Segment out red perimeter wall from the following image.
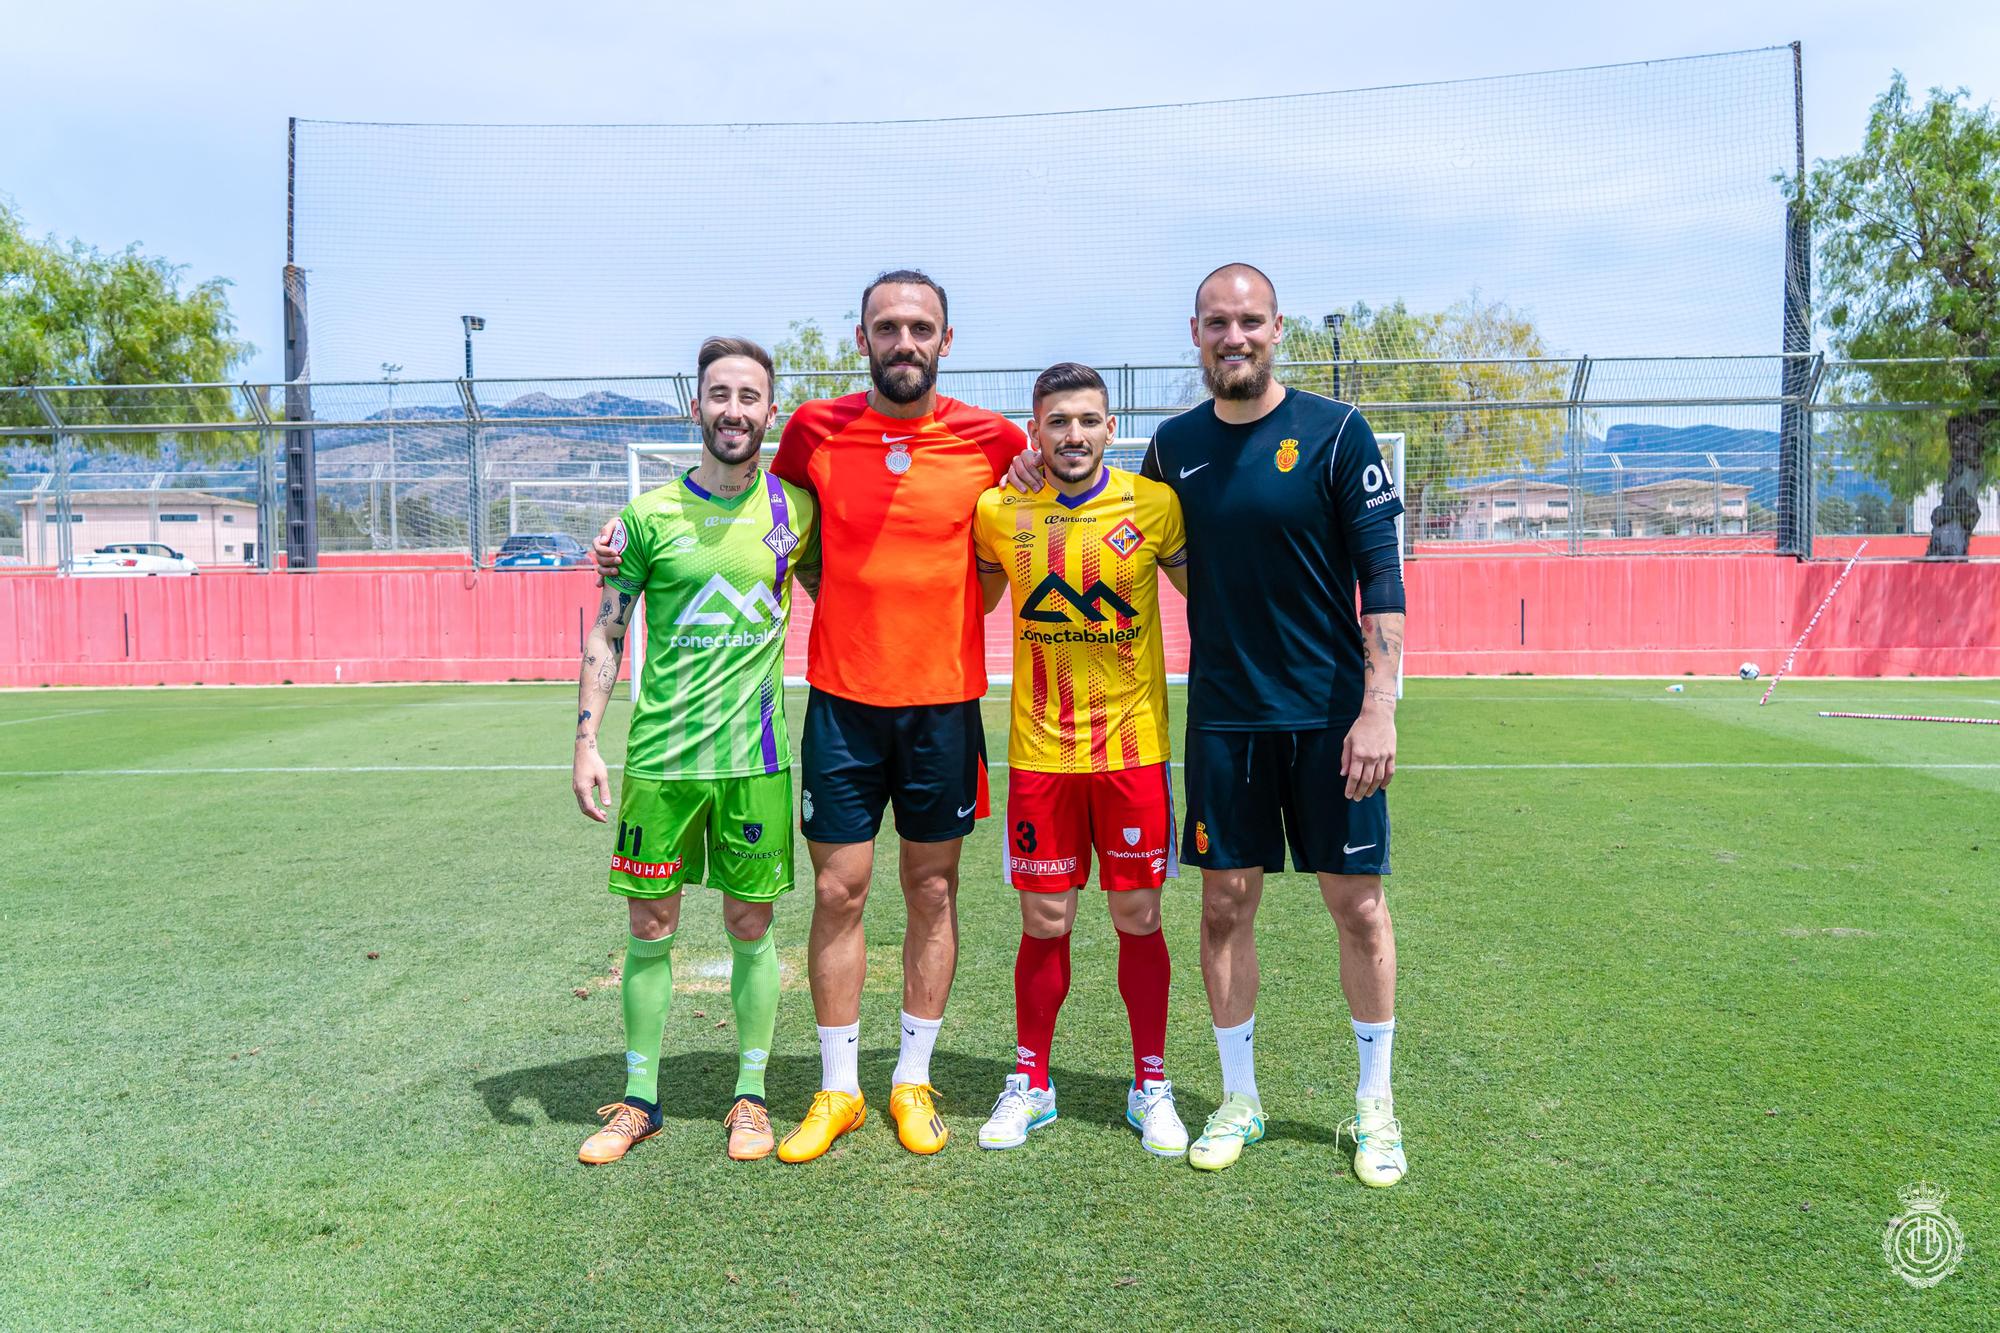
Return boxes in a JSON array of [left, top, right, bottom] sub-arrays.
[[3, 557, 1995, 688]]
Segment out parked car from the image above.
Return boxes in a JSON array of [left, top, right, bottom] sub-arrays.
[[492, 532, 590, 570], [71, 543, 200, 576]]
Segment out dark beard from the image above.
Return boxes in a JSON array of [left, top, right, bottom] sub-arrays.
[[701, 419, 764, 465], [870, 351, 936, 405], [1202, 352, 1272, 402]]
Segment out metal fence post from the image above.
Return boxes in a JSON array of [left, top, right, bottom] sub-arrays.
[[458, 378, 484, 567], [241, 382, 277, 571], [29, 388, 72, 574], [1565, 357, 1591, 555]]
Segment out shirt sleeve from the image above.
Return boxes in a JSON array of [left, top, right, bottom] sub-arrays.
[[1329, 408, 1404, 615], [975, 415, 1030, 484], [771, 409, 819, 489], [1329, 407, 1404, 529], [1139, 433, 1164, 482], [787, 481, 820, 568], [971, 492, 1004, 573], [1156, 487, 1188, 568], [604, 503, 652, 595]]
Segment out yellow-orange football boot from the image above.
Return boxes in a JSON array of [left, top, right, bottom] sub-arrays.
[[889, 1083, 949, 1154], [578, 1098, 661, 1165], [725, 1096, 776, 1161], [776, 1089, 866, 1163]]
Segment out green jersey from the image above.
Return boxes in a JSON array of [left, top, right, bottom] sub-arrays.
[[607, 469, 817, 780]]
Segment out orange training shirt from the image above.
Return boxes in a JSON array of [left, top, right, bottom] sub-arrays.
[[773, 392, 1026, 707]]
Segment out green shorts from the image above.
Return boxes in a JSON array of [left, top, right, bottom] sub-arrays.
[[608, 771, 795, 903]]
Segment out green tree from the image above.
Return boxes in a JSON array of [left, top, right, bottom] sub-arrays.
[[771, 315, 867, 413], [1277, 295, 1574, 537], [1, 200, 254, 459], [1794, 74, 2000, 558], [1855, 492, 1901, 533], [1815, 493, 1857, 534]]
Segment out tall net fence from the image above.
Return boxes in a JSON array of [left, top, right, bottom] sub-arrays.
[[287, 48, 1801, 382], [6, 357, 1996, 570]]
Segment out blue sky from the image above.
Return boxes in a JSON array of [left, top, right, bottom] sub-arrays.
[[5, 1, 1996, 383]]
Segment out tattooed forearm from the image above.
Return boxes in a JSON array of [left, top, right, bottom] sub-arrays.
[[1358, 611, 1406, 711], [577, 589, 635, 744]]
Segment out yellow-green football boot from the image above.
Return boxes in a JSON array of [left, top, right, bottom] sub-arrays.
[[1187, 1092, 1266, 1171], [1338, 1096, 1407, 1188]]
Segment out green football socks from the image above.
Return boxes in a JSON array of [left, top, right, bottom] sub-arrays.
[[621, 930, 676, 1104], [728, 928, 780, 1099]]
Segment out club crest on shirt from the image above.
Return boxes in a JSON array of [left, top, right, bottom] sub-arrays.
[[743, 822, 763, 844], [763, 524, 799, 558], [885, 441, 912, 475], [607, 516, 630, 555], [1194, 821, 1210, 854], [1103, 518, 1145, 558], [1275, 438, 1300, 473], [1122, 827, 1141, 847]]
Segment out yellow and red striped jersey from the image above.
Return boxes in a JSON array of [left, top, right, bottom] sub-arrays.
[[972, 466, 1187, 774]]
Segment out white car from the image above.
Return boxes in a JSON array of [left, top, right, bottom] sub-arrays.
[[71, 543, 200, 576]]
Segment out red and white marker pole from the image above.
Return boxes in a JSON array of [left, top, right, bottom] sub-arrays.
[[1759, 541, 1868, 706]]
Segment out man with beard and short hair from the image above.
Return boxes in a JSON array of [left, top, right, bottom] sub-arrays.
[[591, 271, 1027, 1162], [571, 336, 817, 1165], [1005, 263, 1411, 1186]]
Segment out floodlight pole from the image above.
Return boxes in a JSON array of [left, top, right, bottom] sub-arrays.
[[381, 363, 402, 550]]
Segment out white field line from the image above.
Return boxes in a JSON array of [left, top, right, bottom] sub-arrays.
[[0, 710, 107, 728], [4, 760, 2000, 778]]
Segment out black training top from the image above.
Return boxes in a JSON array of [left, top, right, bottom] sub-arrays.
[[1141, 387, 1405, 731]]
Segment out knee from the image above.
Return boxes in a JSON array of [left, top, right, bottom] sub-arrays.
[[1201, 880, 1256, 937], [813, 871, 868, 921], [628, 896, 680, 941], [1325, 880, 1389, 935], [903, 873, 956, 922], [724, 901, 774, 942], [1109, 898, 1161, 936]]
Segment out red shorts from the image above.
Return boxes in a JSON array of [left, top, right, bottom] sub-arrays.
[[1002, 762, 1178, 893]]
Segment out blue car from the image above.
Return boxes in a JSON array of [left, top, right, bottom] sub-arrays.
[[493, 533, 589, 569]]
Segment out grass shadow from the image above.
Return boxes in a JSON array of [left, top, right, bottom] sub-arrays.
[[476, 1046, 1153, 1133]]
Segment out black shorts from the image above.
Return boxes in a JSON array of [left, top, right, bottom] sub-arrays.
[[799, 688, 989, 844], [1180, 724, 1390, 876]]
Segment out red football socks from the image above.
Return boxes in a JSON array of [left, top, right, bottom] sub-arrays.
[[1013, 932, 1072, 1090], [1117, 926, 1172, 1085]]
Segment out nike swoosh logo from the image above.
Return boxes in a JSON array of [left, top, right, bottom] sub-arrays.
[[883, 433, 916, 444], [1358, 1035, 1375, 1043], [846, 1036, 858, 1044], [904, 1028, 916, 1038], [956, 804, 976, 817], [1344, 842, 1377, 855], [1179, 463, 1210, 478]]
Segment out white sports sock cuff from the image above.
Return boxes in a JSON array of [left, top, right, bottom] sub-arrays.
[[1351, 1017, 1395, 1038], [899, 1011, 942, 1032], [1215, 1016, 1255, 1040]]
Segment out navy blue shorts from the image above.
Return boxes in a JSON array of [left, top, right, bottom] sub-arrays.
[[799, 689, 989, 844], [1180, 725, 1389, 876]]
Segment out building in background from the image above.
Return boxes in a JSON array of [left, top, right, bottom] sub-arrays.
[[15, 490, 258, 566]]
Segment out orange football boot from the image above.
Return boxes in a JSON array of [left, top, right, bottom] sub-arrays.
[[889, 1083, 949, 1154], [725, 1096, 776, 1161], [776, 1089, 866, 1163], [579, 1100, 661, 1164]]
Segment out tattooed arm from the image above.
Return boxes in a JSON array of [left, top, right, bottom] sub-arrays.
[[1342, 612, 1404, 801], [572, 583, 639, 822]]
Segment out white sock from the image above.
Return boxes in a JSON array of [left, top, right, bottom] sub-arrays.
[[818, 1021, 860, 1095], [1353, 1016, 1395, 1102], [891, 1011, 942, 1087], [1214, 1016, 1259, 1104]]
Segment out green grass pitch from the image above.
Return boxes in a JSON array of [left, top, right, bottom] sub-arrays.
[[0, 679, 1994, 1330]]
